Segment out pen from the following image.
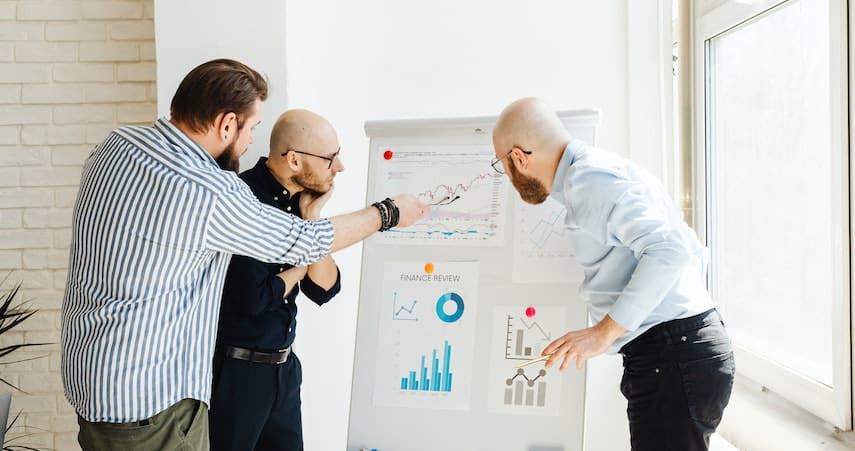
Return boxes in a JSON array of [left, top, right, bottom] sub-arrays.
[[514, 354, 551, 369]]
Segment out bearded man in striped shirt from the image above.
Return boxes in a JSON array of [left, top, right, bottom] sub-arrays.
[[61, 59, 426, 451]]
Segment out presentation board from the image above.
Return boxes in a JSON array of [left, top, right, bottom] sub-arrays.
[[347, 110, 600, 451]]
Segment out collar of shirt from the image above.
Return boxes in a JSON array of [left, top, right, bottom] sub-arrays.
[[243, 157, 300, 213], [549, 138, 586, 205], [153, 117, 219, 167]]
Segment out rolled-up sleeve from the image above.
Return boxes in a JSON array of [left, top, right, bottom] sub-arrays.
[[571, 173, 692, 331], [300, 266, 341, 306], [205, 182, 334, 266]]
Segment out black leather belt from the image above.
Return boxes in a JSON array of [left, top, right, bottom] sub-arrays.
[[223, 345, 291, 365]]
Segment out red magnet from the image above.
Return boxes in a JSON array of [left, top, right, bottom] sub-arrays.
[[383, 149, 394, 160], [525, 306, 536, 318]]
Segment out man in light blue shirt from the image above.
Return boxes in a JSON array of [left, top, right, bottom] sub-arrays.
[[492, 98, 734, 451]]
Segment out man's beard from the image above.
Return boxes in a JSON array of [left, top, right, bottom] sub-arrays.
[[216, 141, 241, 173], [508, 161, 549, 204], [292, 168, 330, 195]]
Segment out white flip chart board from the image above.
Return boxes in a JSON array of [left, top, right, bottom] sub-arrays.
[[347, 110, 600, 451]]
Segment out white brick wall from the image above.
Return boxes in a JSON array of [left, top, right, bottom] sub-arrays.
[[0, 2, 156, 449]]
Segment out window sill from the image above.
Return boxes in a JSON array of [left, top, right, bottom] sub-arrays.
[[718, 375, 855, 450]]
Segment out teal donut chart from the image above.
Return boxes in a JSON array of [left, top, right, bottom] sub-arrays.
[[436, 292, 464, 323]]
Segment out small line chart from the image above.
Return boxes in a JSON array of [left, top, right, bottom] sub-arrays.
[[392, 292, 418, 321], [513, 196, 583, 284]]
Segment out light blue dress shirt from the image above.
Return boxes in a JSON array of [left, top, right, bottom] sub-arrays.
[[550, 139, 714, 353]]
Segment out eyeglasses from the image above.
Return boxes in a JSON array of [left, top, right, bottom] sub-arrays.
[[490, 147, 532, 174], [283, 148, 341, 169]]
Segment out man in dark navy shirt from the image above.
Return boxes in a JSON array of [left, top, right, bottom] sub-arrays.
[[210, 109, 345, 451]]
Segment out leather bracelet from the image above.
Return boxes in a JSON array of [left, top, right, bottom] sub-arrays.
[[372, 201, 391, 231], [383, 198, 400, 228]]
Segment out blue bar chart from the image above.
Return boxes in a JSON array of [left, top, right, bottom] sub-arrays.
[[399, 340, 453, 392]]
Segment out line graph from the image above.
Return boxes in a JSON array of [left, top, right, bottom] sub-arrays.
[[507, 367, 547, 385], [374, 145, 508, 246], [392, 292, 418, 321], [504, 368, 548, 407], [517, 198, 572, 259], [513, 196, 583, 284], [527, 207, 570, 252], [417, 172, 500, 203], [520, 318, 551, 341]]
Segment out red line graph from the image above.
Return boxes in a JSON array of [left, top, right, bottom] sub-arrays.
[[416, 172, 501, 202]]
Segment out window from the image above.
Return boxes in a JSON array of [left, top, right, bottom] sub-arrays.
[[695, 0, 851, 427]]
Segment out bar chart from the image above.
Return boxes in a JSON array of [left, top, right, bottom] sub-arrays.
[[399, 340, 453, 393], [503, 368, 547, 407], [489, 306, 565, 415], [504, 314, 551, 361]]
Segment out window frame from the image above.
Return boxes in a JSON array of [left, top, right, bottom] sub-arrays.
[[692, 0, 852, 429]]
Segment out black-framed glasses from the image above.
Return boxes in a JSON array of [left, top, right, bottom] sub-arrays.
[[282, 148, 341, 169], [490, 147, 532, 174]]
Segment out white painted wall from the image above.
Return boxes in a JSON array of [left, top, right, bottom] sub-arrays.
[[154, 0, 287, 168], [154, 1, 677, 450]]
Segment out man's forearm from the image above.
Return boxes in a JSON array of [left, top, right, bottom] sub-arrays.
[[307, 256, 337, 290], [277, 267, 307, 297], [328, 206, 381, 252]]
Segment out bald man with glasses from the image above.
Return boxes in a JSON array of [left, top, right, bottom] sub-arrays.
[[209, 109, 347, 451], [491, 98, 733, 451]]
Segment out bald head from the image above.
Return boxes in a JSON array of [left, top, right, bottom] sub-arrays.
[[267, 109, 343, 195], [269, 109, 338, 161], [491, 98, 570, 205], [492, 97, 569, 155]]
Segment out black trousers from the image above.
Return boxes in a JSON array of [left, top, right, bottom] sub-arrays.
[[208, 348, 303, 451], [619, 309, 735, 451]]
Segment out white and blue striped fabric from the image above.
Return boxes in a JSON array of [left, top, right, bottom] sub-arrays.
[[61, 118, 334, 423]]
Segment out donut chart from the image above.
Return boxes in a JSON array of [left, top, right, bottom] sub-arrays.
[[436, 292, 464, 323]]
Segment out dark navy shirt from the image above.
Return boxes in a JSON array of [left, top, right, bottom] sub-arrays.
[[217, 157, 341, 352]]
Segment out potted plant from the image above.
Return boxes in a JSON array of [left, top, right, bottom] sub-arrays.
[[0, 280, 49, 450]]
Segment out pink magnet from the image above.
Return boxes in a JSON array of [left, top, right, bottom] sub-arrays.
[[525, 306, 536, 318]]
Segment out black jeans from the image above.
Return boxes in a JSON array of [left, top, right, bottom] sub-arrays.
[[619, 309, 735, 451], [209, 349, 303, 451]]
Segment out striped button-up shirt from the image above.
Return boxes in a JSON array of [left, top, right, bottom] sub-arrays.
[[61, 118, 334, 422]]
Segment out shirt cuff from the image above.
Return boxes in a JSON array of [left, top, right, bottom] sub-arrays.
[[607, 297, 647, 332], [300, 267, 341, 306]]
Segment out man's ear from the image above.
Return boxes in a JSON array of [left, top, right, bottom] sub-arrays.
[[511, 146, 530, 170], [217, 112, 238, 142], [286, 151, 301, 170]]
